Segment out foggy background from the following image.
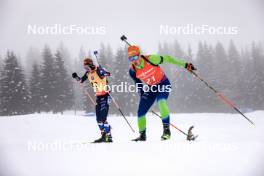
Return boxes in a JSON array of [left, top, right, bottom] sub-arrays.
[[0, 0, 264, 56]]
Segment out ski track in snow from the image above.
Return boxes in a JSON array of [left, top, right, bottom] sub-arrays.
[[0, 111, 264, 176]]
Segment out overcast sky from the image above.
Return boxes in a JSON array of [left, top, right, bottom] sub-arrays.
[[0, 0, 263, 58]]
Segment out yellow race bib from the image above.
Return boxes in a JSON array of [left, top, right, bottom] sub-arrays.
[[88, 70, 108, 96]]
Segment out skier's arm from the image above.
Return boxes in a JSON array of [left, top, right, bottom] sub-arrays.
[[129, 69, 144, 95], [148, 54, 186, 68], [72, 72, 88, 83], [80, 72, 88, 83]]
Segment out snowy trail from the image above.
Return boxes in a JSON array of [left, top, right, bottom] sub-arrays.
[[0, 111, 263, 176]]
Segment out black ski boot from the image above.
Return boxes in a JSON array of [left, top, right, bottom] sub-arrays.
[[93, 132, 113, 143], [105, 133, 113, 143], [132, 130, 146, 141], [161, 124, 171, 140]]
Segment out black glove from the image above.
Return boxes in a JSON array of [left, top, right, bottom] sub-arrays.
[[185, 63, 196, 71], [72, 72, 80, 81]]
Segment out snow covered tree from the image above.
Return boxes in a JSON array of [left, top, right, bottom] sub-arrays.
[[0, 56, 3, 109], [247, 43, 264, 109], [53, 50, 74, 114], [210, 42, 232, 112], [0, 51, 30, 116], [227, 40, 242, 104], [98, 43, 113, 72], [58, 43, 73, 73], [29, 63, 42, 113], [238, 47, 252, 109], [39, 46, 57, 112], [0, 56, 3, 71], [190, 42, 211, 112], [24, 47, 41, 78]]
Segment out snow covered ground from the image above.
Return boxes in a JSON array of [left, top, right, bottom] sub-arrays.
[[0, 111, 263, 176]]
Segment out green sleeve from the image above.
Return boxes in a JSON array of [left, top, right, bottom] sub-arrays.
[[148, 54, 186, 68]]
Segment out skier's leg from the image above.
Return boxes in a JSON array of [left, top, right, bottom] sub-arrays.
[[157, 88, 171, 140], [94, 94, 112, 143], [157, 93, 170, 125], [132, 90, 159, 141], [137, 92, 157, 132], [101, 94, 111, 135], [95, 96, 105, 133], [157, 79, 171, 126], [132, 92, 157, 141]]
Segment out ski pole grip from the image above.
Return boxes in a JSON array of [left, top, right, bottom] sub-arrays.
[[120, 35, 127, 41]]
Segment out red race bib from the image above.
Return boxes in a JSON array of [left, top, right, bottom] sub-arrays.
[[135, 58, 165, 85]]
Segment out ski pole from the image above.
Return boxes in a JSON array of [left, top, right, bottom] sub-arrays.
[[120, 35, 132, 46], [108, 93, 136, 133], [93, 51, 136, 133], [152, 110, 187, 135], [151, 110, 197, 141], [78, 83, 96, 106], [189, 70, 255, 126]]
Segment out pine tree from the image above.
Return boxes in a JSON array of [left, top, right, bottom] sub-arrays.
[[53, 50, 74, 114], [58, 43, 73, 73], [0, 56, 3, 71], [193, 42, 219, 112], [227, 40, 242, 105], [0, 51, 30, 116], [98, 43, 113, 71], [248, 43, 264, 109], [239, 47, 252, 109], [24, 47, 41, 77], [0, 56, 3, 109], [211, 42, 232, 112], [39, 46, 56, 112], [29, 63, 42, 113]]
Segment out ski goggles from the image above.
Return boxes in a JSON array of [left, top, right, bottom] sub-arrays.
[[128, 55, 140, 62]]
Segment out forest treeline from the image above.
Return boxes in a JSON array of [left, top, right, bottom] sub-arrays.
[[0, 40, 263, 116]]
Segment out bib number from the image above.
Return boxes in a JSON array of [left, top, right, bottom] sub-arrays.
[[145, 75, 156, 85]]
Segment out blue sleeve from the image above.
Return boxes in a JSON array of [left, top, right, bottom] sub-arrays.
[[97, 65, 110, 79], [129, 69, 144, 96]]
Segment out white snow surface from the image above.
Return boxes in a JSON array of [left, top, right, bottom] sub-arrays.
[[0, 111, 264, 176]]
